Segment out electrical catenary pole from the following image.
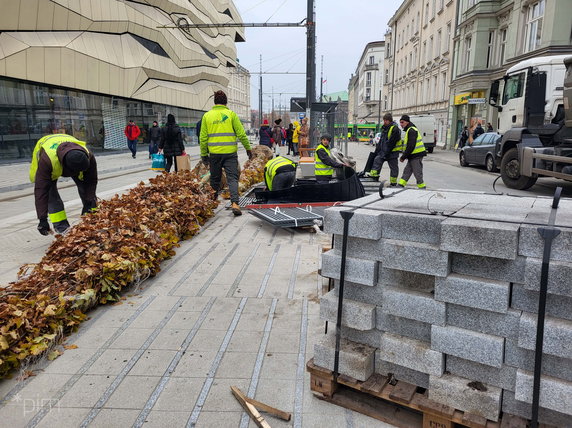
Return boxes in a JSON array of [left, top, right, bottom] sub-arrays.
[[259, 55, 263, 127], [306, 0, 316, 145]]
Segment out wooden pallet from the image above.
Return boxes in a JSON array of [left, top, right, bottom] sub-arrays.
[[307, 358, 529, 428]]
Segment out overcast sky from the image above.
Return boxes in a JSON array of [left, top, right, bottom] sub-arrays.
[[232, 0, 404, 114]]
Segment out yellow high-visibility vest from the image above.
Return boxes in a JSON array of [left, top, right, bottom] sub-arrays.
[[264, 156, 297, 190], [29, 134, 88, 182], [314, 144, 334, 176], [403, 125, 425, 155]]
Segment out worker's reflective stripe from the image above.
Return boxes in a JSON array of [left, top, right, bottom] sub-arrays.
[[398, 178, 407, 186], [207, 132, 236, 137], [389, 176, 397, 183], [314, 144, 334, 176], [265, 156, 296, 190], [49, 210, 67, 223], [207, 141, 237, 146], [389, 126, 403, 152], [29, 135, 88, 182], [417, 182, 426, 188]]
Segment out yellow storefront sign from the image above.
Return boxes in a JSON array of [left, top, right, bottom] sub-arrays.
[[454, 92, 471, 105]]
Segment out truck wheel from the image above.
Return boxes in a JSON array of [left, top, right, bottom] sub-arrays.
[[459, 151, 468, 167], [500, 148, 538, 190]]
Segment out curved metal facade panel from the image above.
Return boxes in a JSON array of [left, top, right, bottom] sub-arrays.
[[0, 0, 244, 110]]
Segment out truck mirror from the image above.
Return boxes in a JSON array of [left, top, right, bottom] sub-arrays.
[[489, 80, 500, 106]]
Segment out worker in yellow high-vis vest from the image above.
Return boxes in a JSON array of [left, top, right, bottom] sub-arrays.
[[398, 115, 427, 189], [264, 156, 297, 191], [314, 135, 345, 183], [29, 134, 98, 235], [200, 90, 252, 216], [368, 113, 403, 186]]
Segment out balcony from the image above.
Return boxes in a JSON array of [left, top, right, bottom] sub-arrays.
[[462, 1, 499, 22], [364, 63, 378, 71]]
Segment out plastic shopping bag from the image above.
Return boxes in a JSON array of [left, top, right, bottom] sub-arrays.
[[151, 153, 166, 171]]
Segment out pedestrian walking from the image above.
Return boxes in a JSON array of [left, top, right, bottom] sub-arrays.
[[29, 134, 98, 235], [286, 123, 294, 155], [272, 118, 283, 154], [315, 135, 345, 183], [148, 121, 161, 159], [124, 119, 140, 158], [473, 123, 484, 140], [158, 114, 185, 173], [264, 156, 297, 191], [298, 117, 309, 155], [200, 90, 252, 216], [459, 126, 469, 149], [367, 113, 402, 186], [486, 122, 494, 132], [259, 119, 273, 149], [292, 121, 300, 156], [398, 115, 427, 189]]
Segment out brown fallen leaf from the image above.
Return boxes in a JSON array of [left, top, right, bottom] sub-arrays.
[[19, 370, 37, 380], [63, 344, 78, 350]]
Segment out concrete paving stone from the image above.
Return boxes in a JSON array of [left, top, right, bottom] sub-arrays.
[[381, 239, 451, 277], [381, 286, 446, 326], [36, 408, 90, 428], [163, 311, 201, 330], [504, 339, 572, 382], [333, 234, 382, 261], [321, 251, 378, 286], [375, 356, 430, 389], [523, 257, 572, 298], [340, 192, 385, 208], [380, 211, 443, 244], [69, 326, 120, 349], [519, 224, 572, 262], [446, 304, 521, 340], [0, 403, 34, 427], [89, 409, 140, 428], [454, 203, 532, 223], [104, 375, 160, 409], [253, 378, 296, 411], [129, 310, 173, 330], [215, 351, 258, 379], [429, 373, 502, 422], [141, 410, 193, 428], [152, 377, 204, 411], [260, 352, 299, 380], [271, 312, 302, 332], [42, 346, 97, 374], [148, 328, 189, 350], [515, 369, 572, 415], [7, 373, 72, 403], [108, 328, 155, 350], [201, 377, 250, 412], [441, 217, 520, 260], [525, 205, 572, 226], [323, 207, 383, 239], [198, 311, 238, 331], [446, 355, 517, 392], [266, 330, 300, 354], [431, 325, 505, 368], [92, 309, 137, 328], [234, 311, 270, 332], [378, 332, 444, 376], [378, 267, 435, 292], [226, 331, 264, 353], [314, 334, 375, 381], [145, 296, 187, 312], [451, 253, 526, 283], [512, 284, 572, 321], [320, 290, 376, 331], [171, 350, 217, 379], [196, 411, 243, 428], [177, 296, 226, 312], [435, 273, 510, 313], [502, 390, 571, 427], [518, 312, 572, 360], [128, 350, 178, 377], [376, 310, 432, 342], [242, 298, 274, 314], [340, 326, 382, 349], [334, 280, 385, 307], [58, 374, 115, 408], [86, 348, 138, 376]]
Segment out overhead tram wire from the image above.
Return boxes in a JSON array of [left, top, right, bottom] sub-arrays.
[[157, 19, 307, 29]]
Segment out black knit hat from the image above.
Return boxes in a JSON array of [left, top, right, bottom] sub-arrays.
[[64, 150, 89, 174], [274, 118, 282, 125], [400, 114, 410, 122]]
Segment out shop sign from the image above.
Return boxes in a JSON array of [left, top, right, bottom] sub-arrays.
[[454, 92, 471, 105], [468, 98, 486, 104]]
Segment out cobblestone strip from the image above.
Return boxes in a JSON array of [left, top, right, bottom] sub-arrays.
[[25, 295, 156, 428], [293, 298, 309, 428], [256, 245, 281, 298], [132, 297, 217, 428], [226, 244, 261, 297], [195, 243, 239, 297], [287, 245, 302, 300], [185, 297, 248, 427], [168, 243, 219, 296], [78, 297, 186, 427], [239, 298, 278, 428]]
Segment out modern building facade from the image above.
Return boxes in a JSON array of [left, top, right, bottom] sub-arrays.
[[449, 0, 572, 147], [385, 0, 457, 146], [0, 0, 247, 160]]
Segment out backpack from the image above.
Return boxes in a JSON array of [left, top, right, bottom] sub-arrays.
[[281, 128, 287, 140]]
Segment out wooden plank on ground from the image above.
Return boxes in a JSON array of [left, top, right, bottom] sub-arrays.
[[461, 411, 489, 428], [361, 373, 387, 394], [422, 413, 453, 428], [389, 380, 418, 404]]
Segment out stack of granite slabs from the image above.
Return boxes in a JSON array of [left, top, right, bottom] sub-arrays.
[[314, 189, 572, 424]]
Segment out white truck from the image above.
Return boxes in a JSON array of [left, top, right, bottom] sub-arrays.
[[488, 55, 572, 190], [407, 114, 437, 153]]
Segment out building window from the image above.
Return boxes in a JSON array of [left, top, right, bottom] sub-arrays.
[[365, 88, 371, 101], [433, 76, 438, 101], [441, 71, 447, 99], [439, 0, 444, 11], [409, 52, 413, 72], [384, 95, 388, 110], [425, 2, 429, 25], [369, 55, 375, 65], [432, 0, 436, 18], [416, 12, 420, 33], [486, 31, 495, 68], [446, 22, 451, 52], [429, 36, 434, 62], [436, 29, 442, 57], [385, 69, 389, 83], [524, 0, 545, 53], [499, 28, 507, 65], [423, 41, 427, 64], [464, 36, 472, 72], [366, 72, 371, 86]]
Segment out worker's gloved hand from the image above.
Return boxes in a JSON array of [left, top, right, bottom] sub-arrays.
[[201, 156, 210, 165], [82, 200, 97, 215], [37, 218, 51, 236], [246, 150, 253, 160]]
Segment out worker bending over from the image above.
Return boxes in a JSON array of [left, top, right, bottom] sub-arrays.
[[264, 156, 297, 191]]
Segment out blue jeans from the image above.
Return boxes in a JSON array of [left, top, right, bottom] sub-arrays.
[[127, 139, 137, 156]]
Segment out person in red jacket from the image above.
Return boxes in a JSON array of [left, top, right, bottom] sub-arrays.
[[124, 119, 141, 158]]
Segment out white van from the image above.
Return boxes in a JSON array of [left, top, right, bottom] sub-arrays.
[[402, 114, 437, 153]]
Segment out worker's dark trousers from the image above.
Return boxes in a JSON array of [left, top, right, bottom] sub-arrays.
[[272, 171, 296, 191], [210, 153, 240, 203], [47, 178, 90, 232], [372, 154, 399, 182], [399, 157, 425, 188]]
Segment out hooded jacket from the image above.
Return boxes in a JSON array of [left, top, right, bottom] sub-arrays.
[[159, 115, 185, 157], [292, 121, 300, 144]]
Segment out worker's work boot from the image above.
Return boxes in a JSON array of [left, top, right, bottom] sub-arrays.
[[231, 202, 242, 216], [53, 220, 70, 235]]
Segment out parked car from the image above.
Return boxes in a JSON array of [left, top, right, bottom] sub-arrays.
[[459, 132, 502, 172]]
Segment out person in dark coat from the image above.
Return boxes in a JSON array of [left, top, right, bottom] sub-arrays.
[[473, 123, 485, 140], [259, 119, 273, 148], [159, 114, 185, 172], [459, 126, 469, 148], [286, 123, 294, 155], [148, 121, 161, 159]]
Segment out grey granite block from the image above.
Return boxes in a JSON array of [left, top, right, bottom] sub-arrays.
[[378, 332, 444, 376], [341, 326, 382, 349], [429, 373, 502, 421], [523, 257, 572, 298], [454, 204, 532, 222], [319, 290, 376, 331], [334, 280, 384, 307], [380, 211, 443, 244], [378, 267, 435, 292], [323, 207, 383, 239], [381, 287, 446, 326], [314, 334, 375, 381], [502, 390, 571, 427], [333, 235, 382, 261], [447, 304, 521, 340], [375, 353, 429, 388], [511, 284, 572, 322], [321, 251, 378, 286], [446, 355, 517, 392], [518, 312, 572, 360], [431, 325, 505, 368], [340, 193, 387, 208], [451, 253, 526, 283], [519, 224, 572, 262], [515, 369, 572, 416], [376, 309, 432, 342], [382, 239, 451, 277], [505, 339, 572, 382], [441, 217, 520, 260], [435, 273, 510, 313]]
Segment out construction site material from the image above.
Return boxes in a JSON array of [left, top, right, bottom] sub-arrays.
[[230, 386, 291, 428]]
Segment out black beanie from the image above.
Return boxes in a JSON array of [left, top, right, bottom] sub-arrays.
[[64, 150, 90, 174], [400, 114, 410, 122]]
